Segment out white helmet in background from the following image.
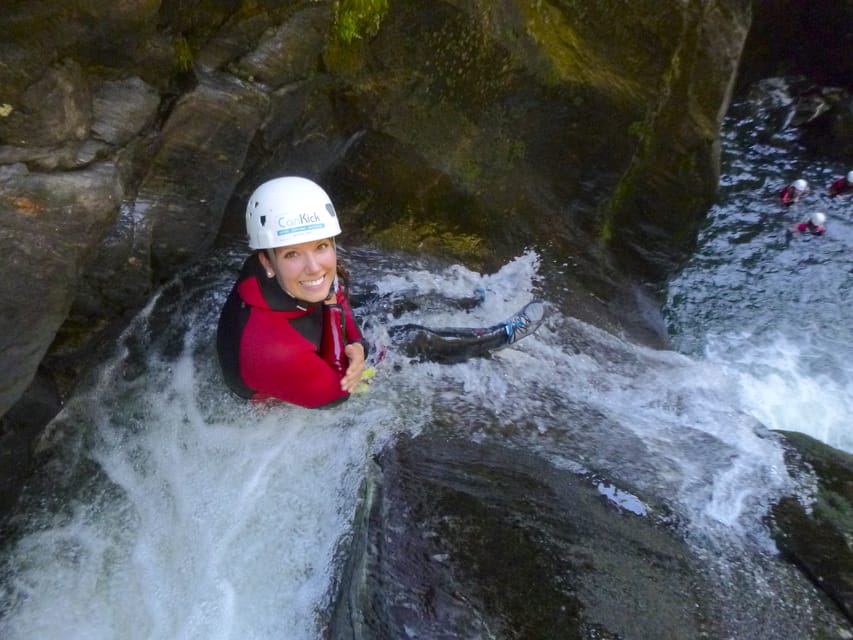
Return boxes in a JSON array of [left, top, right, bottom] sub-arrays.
[[245, 177, 341, 250], [792, 179, 808, 191], [811, 211, 826, 226], [847, 170, 853, 183]]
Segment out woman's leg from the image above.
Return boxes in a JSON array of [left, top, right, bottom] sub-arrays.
[[388, 301, 546, 364]]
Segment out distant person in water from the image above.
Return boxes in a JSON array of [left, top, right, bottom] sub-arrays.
[[780, 178, 808, 206], [828, 171, 853, 197], [217, 176, 546, 408], [786, 211, 827, 244]]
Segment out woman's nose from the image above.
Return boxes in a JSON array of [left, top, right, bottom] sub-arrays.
[[304, 253, 321, 272]]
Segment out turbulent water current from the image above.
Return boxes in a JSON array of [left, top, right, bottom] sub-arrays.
[[1, 88, 850, 638], [665, 89, 853, 455]]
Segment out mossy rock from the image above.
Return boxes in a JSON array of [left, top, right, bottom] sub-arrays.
[[768, 430, 853, 623]]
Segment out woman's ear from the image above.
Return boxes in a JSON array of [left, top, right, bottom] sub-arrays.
[[258, 251, 275, 278]]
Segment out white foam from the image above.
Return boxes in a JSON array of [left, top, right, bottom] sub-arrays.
[[705, 331, 853, 454]]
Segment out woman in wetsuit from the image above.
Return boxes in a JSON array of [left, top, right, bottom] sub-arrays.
[[217, 177, 366, 408], [217, 176, 546, 409]]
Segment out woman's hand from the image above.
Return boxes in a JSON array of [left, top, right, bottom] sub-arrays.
[[340, 342, 366, 393]]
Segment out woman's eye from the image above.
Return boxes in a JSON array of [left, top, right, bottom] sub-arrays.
[[283, 251, 298, 259]]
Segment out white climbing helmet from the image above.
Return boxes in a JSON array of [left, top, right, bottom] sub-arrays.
[[792, 179, 808, 191], [245, 177, 341, 250], [847, 170, 853, 183], [811, 211, 826, 226]]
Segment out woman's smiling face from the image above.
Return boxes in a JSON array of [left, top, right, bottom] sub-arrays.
[[260, 238, 337, 303]]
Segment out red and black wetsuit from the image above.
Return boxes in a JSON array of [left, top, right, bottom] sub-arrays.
[[795, 221, 825, 235], [780, 185, 803, 206], [828, 177, 853, 197], [216, 253, 365, 408]]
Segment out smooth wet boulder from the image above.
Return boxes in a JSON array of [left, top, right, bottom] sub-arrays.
[[326, 433, 723, 638], [323, 1, 753, 282]]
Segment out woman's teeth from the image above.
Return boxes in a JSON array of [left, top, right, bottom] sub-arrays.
[[302, 277, 324, 287]]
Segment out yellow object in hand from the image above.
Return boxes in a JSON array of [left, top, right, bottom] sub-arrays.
[[352, 366, 376, 394]]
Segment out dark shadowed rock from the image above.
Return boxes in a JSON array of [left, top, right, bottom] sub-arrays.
[[0, 367, 61, 515], [91, 76, 161, 146], [0, 162, 120, 417], [232, 5, 331, 87], [600, 0, 752, 281], [141, 73, 268, 281], [738, 0, 853, 90], [326, 433, 721, 639]]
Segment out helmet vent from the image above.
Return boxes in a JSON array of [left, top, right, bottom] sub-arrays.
[[259, 215, 266, 227]]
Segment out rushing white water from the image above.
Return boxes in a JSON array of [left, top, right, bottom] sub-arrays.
[[2, 242, 817, 639], [705, 331, 853, 453], [0, 288, 387, 639]]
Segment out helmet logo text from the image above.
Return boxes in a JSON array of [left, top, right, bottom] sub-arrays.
[[276, 211, 325, 237]]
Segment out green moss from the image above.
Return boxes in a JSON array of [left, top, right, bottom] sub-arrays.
[[598, 215, 613, 244], [459, 159, 482, 183], [507, 138, 526, 163], [325, 0, 390, 73], [778, 430, 853, 525], [598, 163, 635, 245], [373, 219, 487, 263], [628, 119, 647, 142], [332, 0, 390, 44], [517, 2, 643, 102], [174, 36, 193, 72]]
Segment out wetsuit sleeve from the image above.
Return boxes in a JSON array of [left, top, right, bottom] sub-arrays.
[[240, 309, 350, 409]]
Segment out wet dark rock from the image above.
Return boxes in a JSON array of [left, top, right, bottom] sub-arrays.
[[139, 73, 268, 281], [0, 368, 61, 516], [741, 76, 853, 159], [797, 88, 853, 160], [91, 76, 161, 146], [0, 162, 120, 418], [326, 433, 721, 639], [599, 1, 752, 281], [770, 430, 853, 624]]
